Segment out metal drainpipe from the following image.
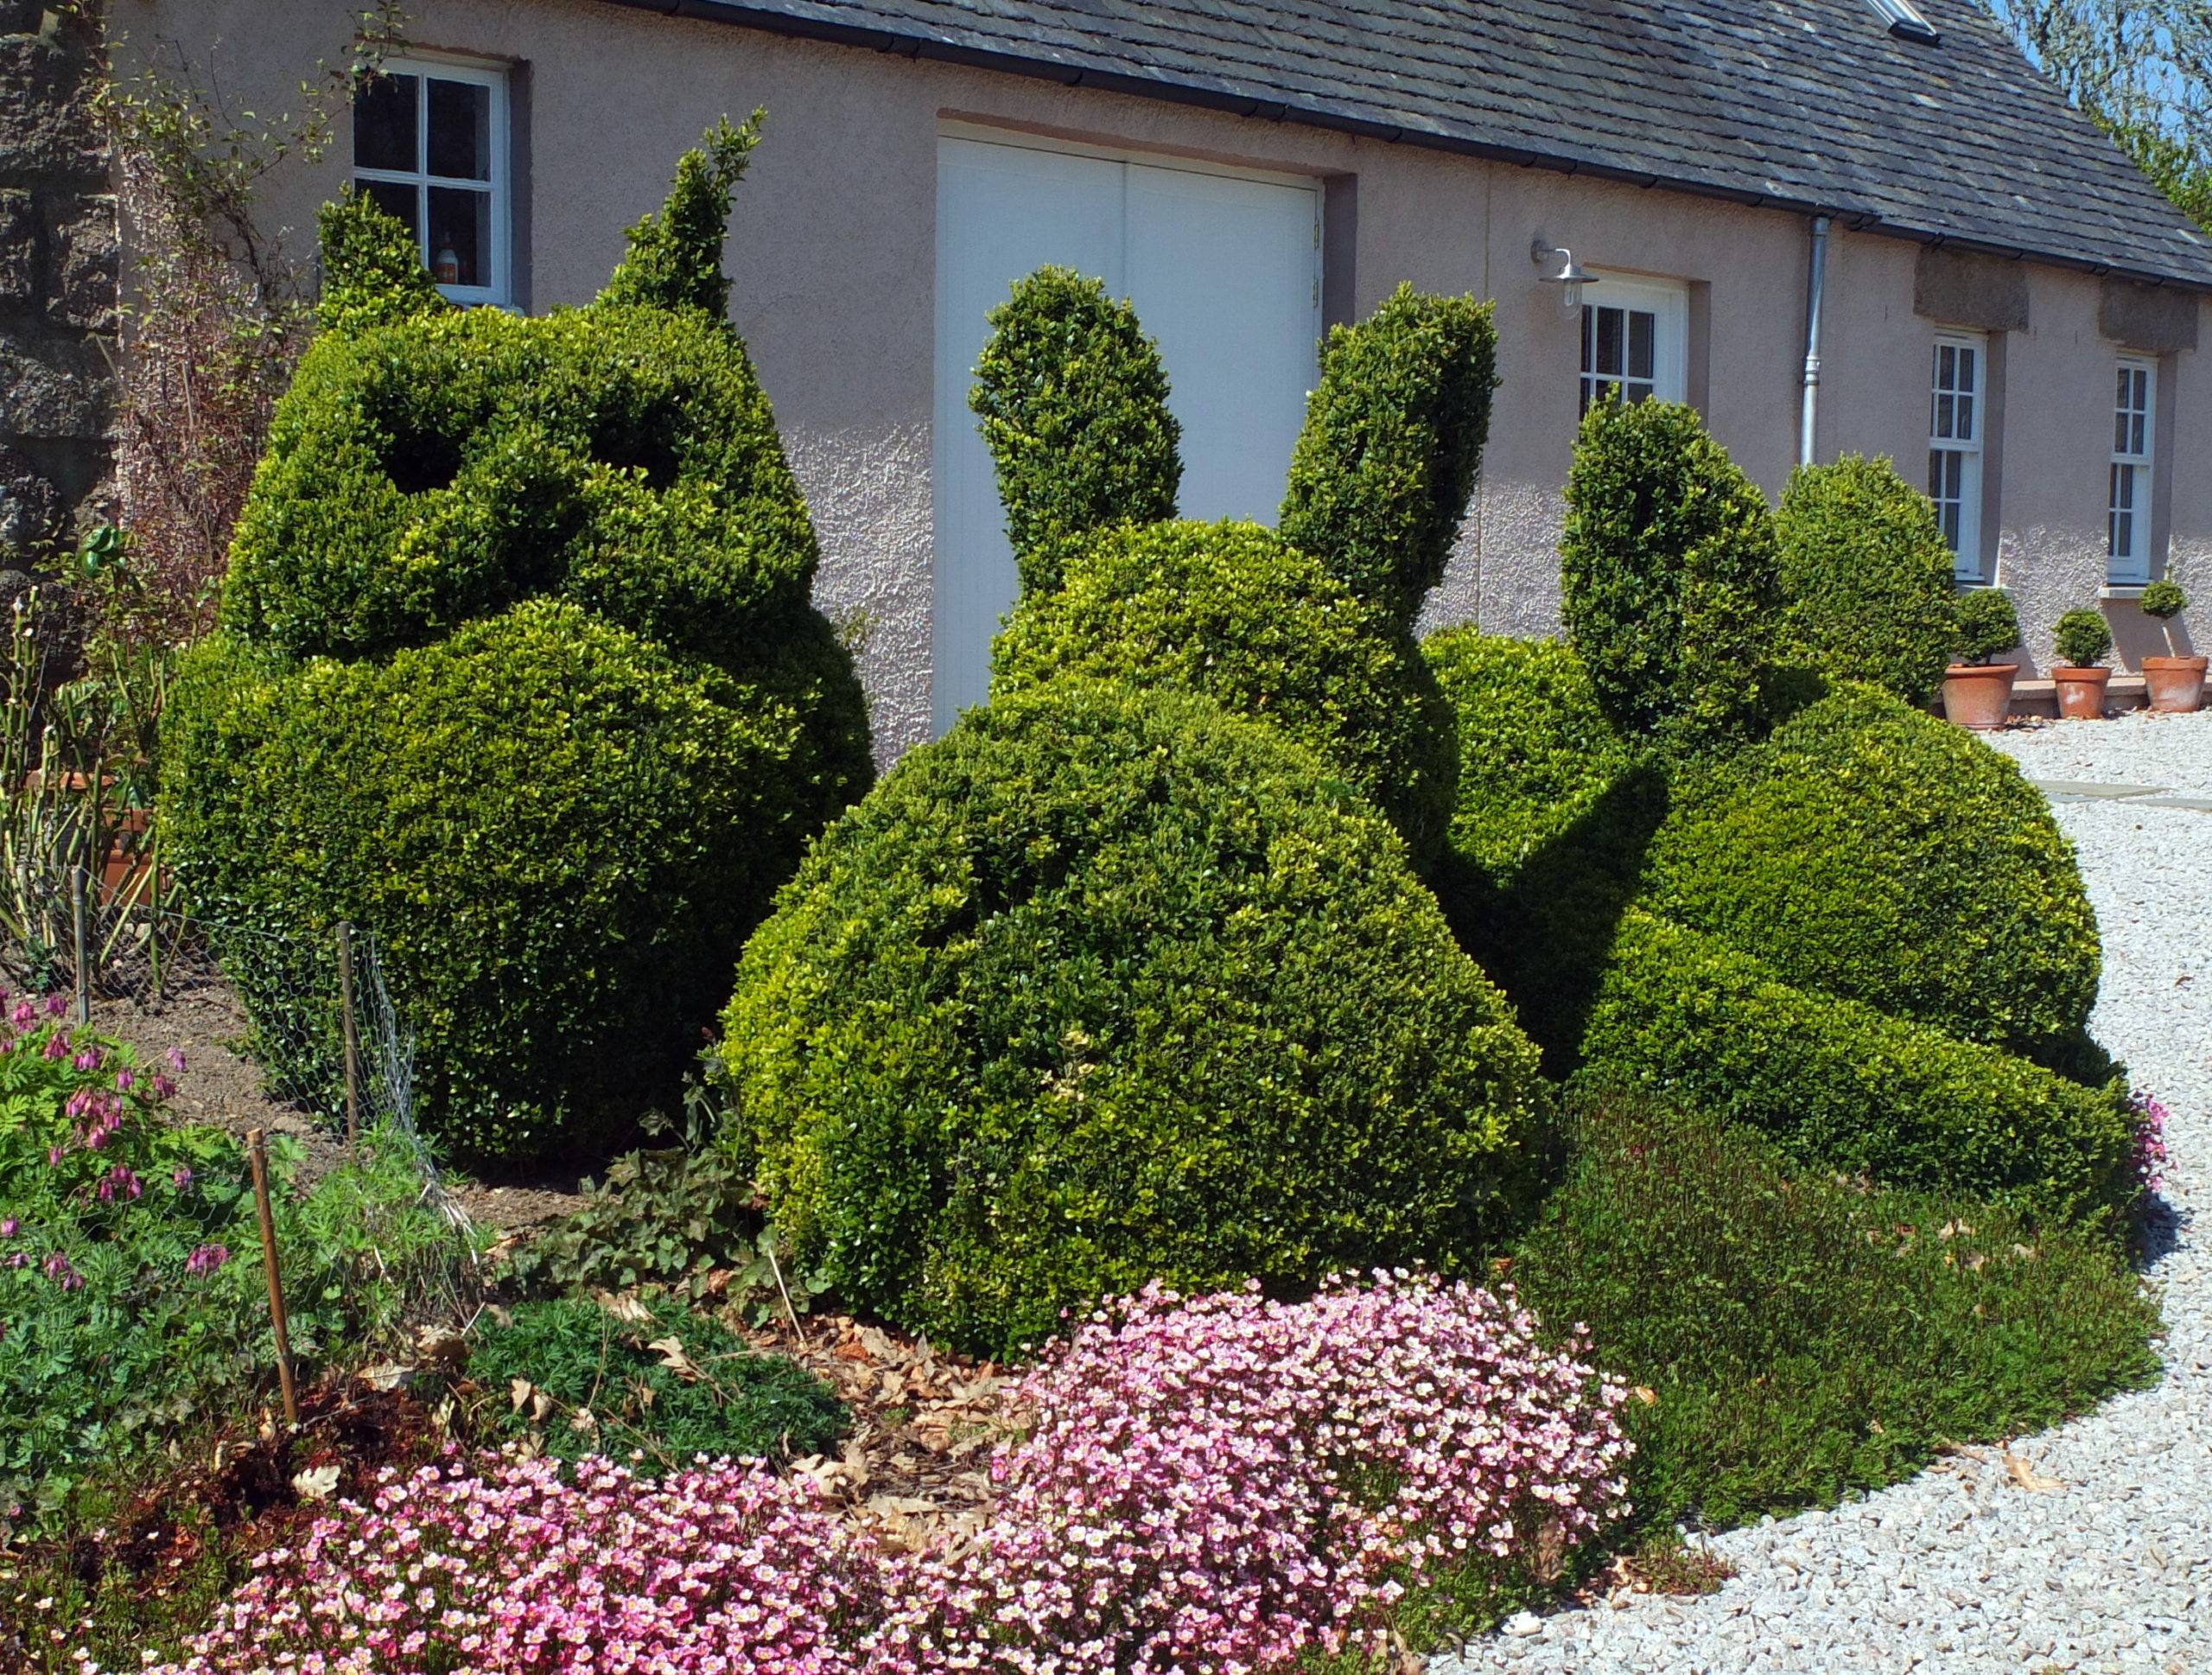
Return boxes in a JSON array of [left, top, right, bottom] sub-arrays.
[[1800, 214, 1832, 468]]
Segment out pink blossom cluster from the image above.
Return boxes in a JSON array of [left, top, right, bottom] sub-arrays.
[[885, 1271, 1632, 1672], [131, 1454, 886, 1675], [117, 1273, 1630, 1675], [2128, 1089, 2171, 1194]]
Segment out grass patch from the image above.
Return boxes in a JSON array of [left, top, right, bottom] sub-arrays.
[[1511, 1089, 2160, 1529]]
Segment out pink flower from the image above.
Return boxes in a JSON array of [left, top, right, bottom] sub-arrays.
[[0, 1216, 16, 1239], [42, 1251, 83, 1291], [167, 1046, 188, 1074], [184, 1243, 231, 1278], [43, 993, 68, 1018], [172, 1167, 194, 1194]]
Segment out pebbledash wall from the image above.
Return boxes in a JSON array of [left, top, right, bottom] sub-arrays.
[[118, 0, 2211, 755], [0, 3, 118, 576]]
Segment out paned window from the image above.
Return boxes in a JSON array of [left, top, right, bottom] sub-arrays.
[[2107, 359, 2156, 584], [1927, 334, 1985, 579], [353, 58, 511, 306], [1579, 277, 1688, 417]]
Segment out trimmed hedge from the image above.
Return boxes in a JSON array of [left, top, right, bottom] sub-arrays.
[[969, 267, 1181, 596], [597, 111, 760, 321], [2054, 608, 2113, 667], [1639, 682, 2099, 1065], [1580, 910, 2133, 1218], [1774, 455, 1958, 705], [314, 190, 444, 336], [1422, 629, 1661, 1066], [990, 519, 1457, 863], [719, 681, 1547, 1358], [165, 601, 869, 1162], [1278, 285, 1498, 622], [1955, 587, 2021, 663], [1559, 398, 1779, 752], [222, 302, 818, 671]]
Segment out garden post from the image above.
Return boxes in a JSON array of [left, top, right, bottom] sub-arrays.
[[336, 921, 361, 1152], [70, 864, 89, 1025], [246, 1127, 301, 1427]]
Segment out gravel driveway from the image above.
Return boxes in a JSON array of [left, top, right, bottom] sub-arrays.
[[1440, 709, 2212, 1675]]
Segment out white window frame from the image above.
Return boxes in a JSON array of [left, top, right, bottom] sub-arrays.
[[2107, 357, 2156, 585], [1580, 273, 1689, 416], [1928, 332, 1986, 581], [352, 54, 512, 308]]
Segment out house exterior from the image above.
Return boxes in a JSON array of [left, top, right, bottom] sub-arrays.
[[105, 0, 2212, 752]]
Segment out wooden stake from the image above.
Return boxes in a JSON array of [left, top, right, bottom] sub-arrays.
[[246, 1127, 299, 1427], [336, 921, 361, 1152], [70, 864, 89, 1025]]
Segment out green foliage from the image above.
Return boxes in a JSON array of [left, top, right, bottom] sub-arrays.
[[598, 113, 764, 321], [171, 132, 872, 1162], [163, 602, 869, 1162], [1774, 455, 1959, 705], [2139, 577, 2188, 619], [721, 681, 1547, 1359], [1513, 1093, 2159, 1528], [1421, 629, 1661, 1066], [1580, 910, 2134, 1218], [989, 519, 1457, 863], [0, 1014, 470, 1534], [314, 188, 446, 336], [465, 1296, 844, 1474], [2054, 608, 2115, 667], [1641, 682, 2101, 1064], [1278, 286, 1498, 622], [1955, 587, 2021, 664], [969, 267, 1181, 595], [1560, 398, 1780, 753]]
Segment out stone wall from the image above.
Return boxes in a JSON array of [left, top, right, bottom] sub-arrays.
[[0, 3, 116, 570]]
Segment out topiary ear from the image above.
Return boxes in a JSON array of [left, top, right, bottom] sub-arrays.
[[598, 111, 764, 320], [969, 267, 1181, 596], [1279, 285, 1498, 623], [315, 188, 448, 334]]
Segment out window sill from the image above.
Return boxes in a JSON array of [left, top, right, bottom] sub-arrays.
[[2101, 584, 2149, 602]]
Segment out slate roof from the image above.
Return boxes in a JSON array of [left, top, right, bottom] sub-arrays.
[[609, 0, 2212, 289]]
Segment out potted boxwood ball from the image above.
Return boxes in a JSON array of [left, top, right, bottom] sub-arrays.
[[2139, 579, 2206, 713], [1942, 587, 2022, 729], [2050, 607, 2113, 720]]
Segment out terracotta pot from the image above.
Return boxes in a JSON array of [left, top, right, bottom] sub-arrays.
[[2143, 655, 2208, 714], [1941, 663, 2018, 729], [2051, 666, 2111, 720]]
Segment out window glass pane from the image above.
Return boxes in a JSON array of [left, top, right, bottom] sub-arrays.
[[1936, 344, 1955, 391], [1934, 392, 1954, 440], [427, 187, 493, 289], [1580, 306, 1595, 374], [360, 179, 421, 246], [353, 72, 417, 172], [1957, 346, 1976, 393], [1628, 310, 1655, 381], [1955, 391, 1974, 442], [2115, 405, 2132, 454], [2131, 411, 2148, 455], [427, 78, 493, 181], [1595, 308, 1623, 378]]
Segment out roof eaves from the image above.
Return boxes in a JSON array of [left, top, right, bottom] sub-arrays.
[[602, 0, 2212, 293]]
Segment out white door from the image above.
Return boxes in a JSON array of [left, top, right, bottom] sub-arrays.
[[932, 136, 1322, 731]]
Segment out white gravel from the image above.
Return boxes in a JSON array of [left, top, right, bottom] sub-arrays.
[[1440, 709, 2212, 1675]]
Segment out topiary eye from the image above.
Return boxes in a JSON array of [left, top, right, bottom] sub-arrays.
[[590, 402, 683, 492], [381, 423, 464, 496]]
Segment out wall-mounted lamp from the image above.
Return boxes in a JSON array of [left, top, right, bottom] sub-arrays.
[[1531, 238, 1595, 311]]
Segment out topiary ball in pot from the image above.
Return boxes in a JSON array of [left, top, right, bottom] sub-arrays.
[[990, 519, 1457, 866], [162, 118, 872, 1164], [719, 680, 1547, 1360], [1637, 680, 2099, 1067]]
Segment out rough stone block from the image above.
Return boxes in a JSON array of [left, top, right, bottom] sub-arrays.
[[1914, 247, 2031, 333], [0, 188, 33, 302], [0, 35, 106, 181], [44, 195, 116, 328], [0, 443, 60, 562], [2099, 279, 2200, 354], [0, 337, 114, 438]]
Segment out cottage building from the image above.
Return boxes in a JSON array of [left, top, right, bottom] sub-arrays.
[[112, 0, 2212, 748]]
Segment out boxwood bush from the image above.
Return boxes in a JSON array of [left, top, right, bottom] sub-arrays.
[[1774, 455, 1959, 705], [720, 681, 1547, 1358], [1421, 628, 1661, 1063], [969, 266, 1181, 596], [1278, 284, 1498, 622], [1513, 1092, 2158, 1527], [1581, 910, 2133, 1218], [991, 519, 1457, 863], [164, 127, 870, 1162], [1639, 681, 2099, 1065], [1559, 398, 1779, 752]]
